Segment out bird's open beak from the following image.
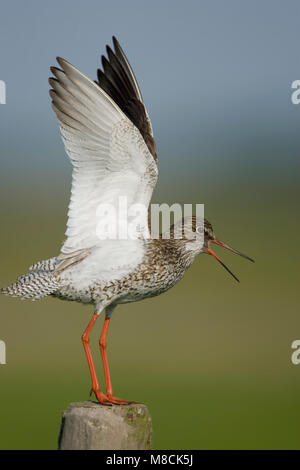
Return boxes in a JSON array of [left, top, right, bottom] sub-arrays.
[[207, 239, 254, 283]]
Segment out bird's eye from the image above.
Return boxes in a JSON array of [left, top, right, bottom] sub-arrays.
[[196, 225, 203, 234]]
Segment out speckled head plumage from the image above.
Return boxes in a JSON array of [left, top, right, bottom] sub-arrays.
[[168, 216, 254, 282]]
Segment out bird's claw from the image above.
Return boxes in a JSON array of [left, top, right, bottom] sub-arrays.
[[91, 388, 139, 405], [106, 394, 140, 405]]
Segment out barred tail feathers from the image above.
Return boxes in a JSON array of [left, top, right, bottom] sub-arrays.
[[1, 257, 61, 300]]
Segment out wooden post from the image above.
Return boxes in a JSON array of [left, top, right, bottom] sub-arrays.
[[58, 401, 153, 450]]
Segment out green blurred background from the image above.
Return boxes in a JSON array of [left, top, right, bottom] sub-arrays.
[[0, 0, 300, 449]]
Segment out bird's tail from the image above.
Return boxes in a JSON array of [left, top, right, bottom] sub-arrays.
[[1, 257, 61, 300]]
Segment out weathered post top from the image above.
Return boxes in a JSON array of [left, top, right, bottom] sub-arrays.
[[58, 401, 153, 450]]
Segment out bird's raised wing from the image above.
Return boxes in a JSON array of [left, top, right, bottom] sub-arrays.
[[49, 38, 158, 255], [96, 37, 157, 162]]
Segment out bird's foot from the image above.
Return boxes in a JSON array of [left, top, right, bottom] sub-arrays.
[[106, 393, 140, 405], [90, 388, 139, 405], [90, 388, 112, 405]]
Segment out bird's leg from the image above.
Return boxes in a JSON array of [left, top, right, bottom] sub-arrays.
[[81, 313, 111, 405], [99, 316, 139, 405], [99, 318, 113, 396]]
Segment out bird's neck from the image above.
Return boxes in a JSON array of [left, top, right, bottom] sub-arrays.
[[145, 238, 197, 271]]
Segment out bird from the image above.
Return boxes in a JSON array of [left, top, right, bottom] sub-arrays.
[[1, 37, 254, 405]]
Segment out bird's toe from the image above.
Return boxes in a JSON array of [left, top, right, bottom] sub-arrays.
[[106, 394, 140, 405]]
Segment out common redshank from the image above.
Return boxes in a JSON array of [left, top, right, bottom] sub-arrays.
[[1, 37, 254, 405]]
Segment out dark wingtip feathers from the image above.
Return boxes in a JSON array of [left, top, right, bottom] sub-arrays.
[[95, 36, 157, 162]]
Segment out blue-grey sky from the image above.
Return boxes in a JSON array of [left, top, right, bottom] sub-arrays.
[[0, 0, 299, 201]]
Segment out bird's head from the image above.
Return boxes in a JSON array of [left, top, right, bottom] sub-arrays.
[[169, 216, 254, 282]]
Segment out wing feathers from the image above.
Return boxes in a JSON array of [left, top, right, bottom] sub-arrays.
[[96, 37, 157, 162], [49, 40, 158, 253], [112, 36, 143, 102], [57, 57, 123, 119]]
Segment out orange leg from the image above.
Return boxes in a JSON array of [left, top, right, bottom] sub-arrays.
[[81, 313, 111, 405], [99, 317, 139, 405]]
